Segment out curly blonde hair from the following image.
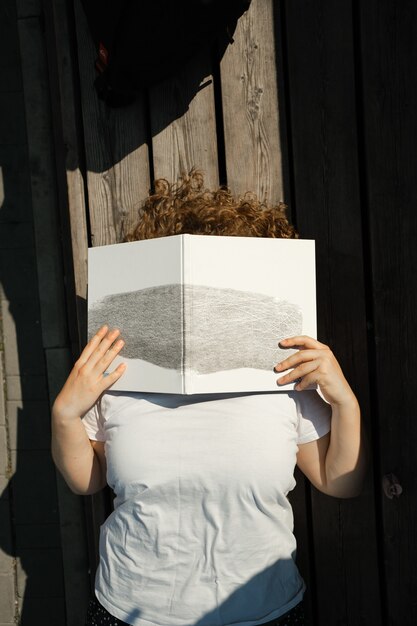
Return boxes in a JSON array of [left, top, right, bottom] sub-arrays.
[[125, 169, 298, 241]]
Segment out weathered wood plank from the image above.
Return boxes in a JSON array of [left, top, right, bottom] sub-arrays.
[[73, 0, 151, 246], [283, 1, 381, 624], [45, 347, 91, 626], [17, 15, 68, 349], [42, 0, 89, 351], [18, 3, 96, 622], [149, 51, 219, 189], [220, 0, 283, 203], [358, 1, 417, 623]]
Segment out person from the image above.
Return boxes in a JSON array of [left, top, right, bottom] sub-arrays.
[[51, 170, 367, 626]]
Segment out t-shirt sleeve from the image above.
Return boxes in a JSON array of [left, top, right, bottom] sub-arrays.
[[81, 400, 106, 442], [295, 390, 332, 444]]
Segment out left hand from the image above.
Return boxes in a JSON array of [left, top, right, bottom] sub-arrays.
[[274, 335, 356, 407]]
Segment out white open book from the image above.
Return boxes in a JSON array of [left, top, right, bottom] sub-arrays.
[[88, 235, 316, 394]]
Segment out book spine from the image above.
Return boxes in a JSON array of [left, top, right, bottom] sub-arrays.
[[180, 236, 185, 394], [182, 236, 192, 394]]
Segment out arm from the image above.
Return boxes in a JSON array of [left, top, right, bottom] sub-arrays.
[[275, 336, 367, 498], [51, 326, 126, 495]]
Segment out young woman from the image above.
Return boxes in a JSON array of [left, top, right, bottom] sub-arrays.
[[51, 171, 366, 626]]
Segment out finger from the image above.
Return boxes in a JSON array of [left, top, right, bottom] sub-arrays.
[[87, 328, 121, 368], [274, 349, 318, 372], [94, 338, 125, 373], [294, 371, 319, 391], [276, 360, 319, 386], [99, 363, 127, 392], [279, 336, 329, 350], [77, 325, 109, 365]]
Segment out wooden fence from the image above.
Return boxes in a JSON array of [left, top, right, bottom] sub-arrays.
[[42, 0, 417, 624]]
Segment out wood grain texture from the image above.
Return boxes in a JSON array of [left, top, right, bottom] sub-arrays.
[[358, 1, 417, 623], [73, 0, 150, 246], [149, 50, 219, 189], [23, 1, 95, 621], [283, 0, 381, 624], [17, 15, 68, 349], [42, 0, 89, 352], [220, 0, 283, 203]]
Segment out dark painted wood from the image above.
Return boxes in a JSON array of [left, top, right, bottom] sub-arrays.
[[357, 1, 417, 623], [19, 2, 93, 623], [42, 0, 89, 353], [18, 15, 68, 350], [272, 2, 316, 618], [282, 1, 381, 623]]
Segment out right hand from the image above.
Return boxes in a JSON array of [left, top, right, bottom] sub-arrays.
[[52, 325, 126, 421]]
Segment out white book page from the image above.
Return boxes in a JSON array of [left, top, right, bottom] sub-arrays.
[[184, 235, 316, 394], [88, 236, 184, 393]]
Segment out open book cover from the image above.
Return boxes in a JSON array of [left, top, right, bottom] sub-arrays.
[[88, 235, 316, 394]]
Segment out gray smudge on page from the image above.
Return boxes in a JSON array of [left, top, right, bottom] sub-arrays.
[[89, 285, 182, 369], [89, 285, 302, 373]]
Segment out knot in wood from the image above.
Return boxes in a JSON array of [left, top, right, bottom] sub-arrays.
[[382, 473, 403, 499], [247, 86, 263, 120]]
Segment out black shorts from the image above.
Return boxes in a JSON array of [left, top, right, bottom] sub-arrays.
[[85, 595, 306, 626]]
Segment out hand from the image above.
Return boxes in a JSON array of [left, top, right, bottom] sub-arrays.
[[274, 335, 356, 407], [52, 325, 126, 421]]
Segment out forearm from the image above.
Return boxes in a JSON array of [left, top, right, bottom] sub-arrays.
[[324, 396, 367, 498], [51, 409, 103, 495]]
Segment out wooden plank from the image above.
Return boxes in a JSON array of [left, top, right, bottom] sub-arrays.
[[19, 3, 95, 622], [358, 1, 417, 623], [42, 0, 89, 351], [45, 347, 91, 626], [17, 15, 68, 349], [220, 0, 283, 203], [283, 1, 381, 624], [73, 0, 151, 246], [149, 51, 219, 188]]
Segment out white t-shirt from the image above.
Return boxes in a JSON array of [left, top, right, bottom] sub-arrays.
[[82, 390, 331, 626]]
